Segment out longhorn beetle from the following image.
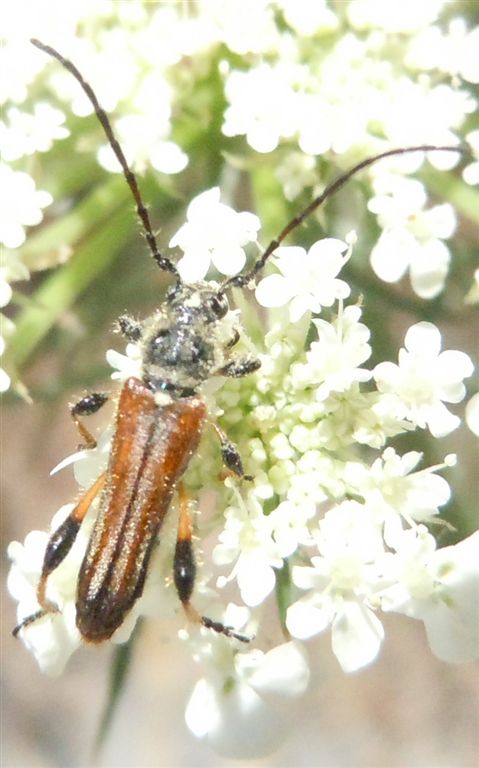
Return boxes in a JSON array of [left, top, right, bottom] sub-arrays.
[[13, 38, 464, 645]]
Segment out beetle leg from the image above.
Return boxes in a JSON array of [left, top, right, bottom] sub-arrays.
[[70, 392, 109, 449], [13, 471, 106, 637], [174, 484, 250, 643], [117, 314, 142, 342], [225, 328, 240, 349], [217, 356, 261, 378], [211, 423, 253, 481]]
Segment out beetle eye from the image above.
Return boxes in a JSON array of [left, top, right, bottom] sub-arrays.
[[209, 293, 229, 318]]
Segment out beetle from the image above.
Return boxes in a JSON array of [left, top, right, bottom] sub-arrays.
[[13, 38, 463, 645]]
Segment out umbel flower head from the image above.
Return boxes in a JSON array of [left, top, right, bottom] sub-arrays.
[[8, 186, 478, 758]]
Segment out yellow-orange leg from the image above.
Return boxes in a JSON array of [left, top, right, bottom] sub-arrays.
[[13, 471, 106, 637], [173, 483, 250, 643]]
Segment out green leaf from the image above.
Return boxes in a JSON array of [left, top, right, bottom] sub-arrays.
[[8, 192, 134, 369], [21, 174, 130, 271], [423, 168, 479, 225]]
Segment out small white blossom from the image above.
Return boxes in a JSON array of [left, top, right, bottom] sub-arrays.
[[465, 393, 479, 438], [275, 151, 317, 200], [97, 104, 187, 176], [0, 366, 10, 393], [7, 505, 85, 676], [213, 490, 283, 607], [379, 80, 473, 157], [0, 315, 15, 393], [169, 188, 260, 282], [374, 322, 474, 437], [0, 164, 52, 248], [185, 626, 309, 758], [106, 342, 142, 381], [380, 528, 479, 663], [290, 305, 372, 400], [286, 501, 386, 672], [463, 130, 479, 187], [279, 0, 339, 36], [255, 239, 351, 322], [0, 251, 30, 303], [0, 104, 68, 161], [0, 251, 30, 392], [268, 500, 316, 556], [222, 63, 299, 153], [203, 0, 280, 55], [406, 18, 479, 85], [343, 448, 452, 528], [347, 0, 444, 34], [368, 175, 456, 298]]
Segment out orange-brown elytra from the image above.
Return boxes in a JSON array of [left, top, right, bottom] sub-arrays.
[[14, 38, 465, 646], [76, 378, 207, 642]]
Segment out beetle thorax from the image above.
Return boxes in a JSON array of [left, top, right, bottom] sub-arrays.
[[139, 282, 232, 397]]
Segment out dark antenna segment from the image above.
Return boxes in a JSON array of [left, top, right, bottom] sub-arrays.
[[220, 143, 465, 292], [31, 38, 180, 280]]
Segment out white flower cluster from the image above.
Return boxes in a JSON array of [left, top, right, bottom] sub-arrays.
[[2, 0, 478, 397], [8, 187, 477, 758]]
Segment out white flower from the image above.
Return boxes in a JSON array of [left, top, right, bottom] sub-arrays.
[[255, 239, 351, 322], [380, 528, 479, 663], [169, 188, 260, 282], [343, 448, 452, 528], [213, 490, 283, 607], [379, 80, 473, 156], [0, 315, 15, 393], [203, 0, 280, 55], [97, 99, 187, 176], [0, 164, 52, 248], [106, 342, 142, 381], [374, 322, 474, 437], [268, 499, 316, 556], [465, 393, 479, 438], [0, 104, 68, 162], [275, 151, 317, 200], [0, 366, 10, 393], [222, 63, 299, 153], [368, 175, 456, 298], [296, 92, 367, 156], [279, 0, 339, 36], [406, 18, 479, 84], [347, 0, 444, 34], [286, 501, 386, 672], [290, 305, 372, 399], [185, 627, 310, 758], [6, 413, 118, 674], [463, 129, 479, 187], [7, 505, 85, 676], [0, 251, 30, 302]]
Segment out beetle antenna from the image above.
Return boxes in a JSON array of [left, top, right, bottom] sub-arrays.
[[31, 38, 180, 281], [220, 144, 466, 292]]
